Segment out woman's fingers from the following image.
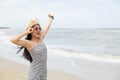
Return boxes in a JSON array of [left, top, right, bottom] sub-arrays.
[[25, 27, 34, 34], [29, 28, 34, 33]]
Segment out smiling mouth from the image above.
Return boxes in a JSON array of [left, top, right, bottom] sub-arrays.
[[37, 33, 39, 35]]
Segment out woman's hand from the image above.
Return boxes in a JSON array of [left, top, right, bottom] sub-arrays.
[[48, 13, 54, 20], [25, 27, 34, 34]]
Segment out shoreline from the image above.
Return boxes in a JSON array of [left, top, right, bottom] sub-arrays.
[[0, 57, 81, 80]]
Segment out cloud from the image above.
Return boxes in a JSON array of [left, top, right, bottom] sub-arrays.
[[49, 1, 64, 8], [0, 0, 25, 8], [0, 0, 120, 28]]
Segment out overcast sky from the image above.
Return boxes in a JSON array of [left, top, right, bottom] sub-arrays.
[[0, 0, 120, 28]]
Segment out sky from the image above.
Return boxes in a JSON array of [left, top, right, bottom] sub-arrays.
[[0, 0, 120, 28]]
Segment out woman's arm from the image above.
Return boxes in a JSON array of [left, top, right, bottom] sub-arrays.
[[11, 27, 33, 46], [40, 14, 54, 40]]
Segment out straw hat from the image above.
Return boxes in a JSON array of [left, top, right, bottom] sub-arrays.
[[25, 18, 39, 31]]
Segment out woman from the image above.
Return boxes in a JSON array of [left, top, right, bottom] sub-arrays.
[[11, 14, 54, 80]]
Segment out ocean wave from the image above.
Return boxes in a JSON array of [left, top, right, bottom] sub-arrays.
[[1, 39, 120, 63], [0, 30, 6, 34], [47, 47, 120, 63], [0, 35, 12, 41]]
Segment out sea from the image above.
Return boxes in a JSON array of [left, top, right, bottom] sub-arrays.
[[0, 28, 120, 80]]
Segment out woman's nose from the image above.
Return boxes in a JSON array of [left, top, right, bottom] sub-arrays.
[[37, 29, 40, 31]]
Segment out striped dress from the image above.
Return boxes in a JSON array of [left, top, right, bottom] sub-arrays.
[[28, 42, 47, 80]]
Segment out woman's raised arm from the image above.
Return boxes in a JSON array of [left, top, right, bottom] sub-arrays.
[[11, 27, 33, 46], [40, 14, 54, 40]]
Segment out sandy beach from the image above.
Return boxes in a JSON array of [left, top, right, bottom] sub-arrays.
[[0, 57, 81, 80]]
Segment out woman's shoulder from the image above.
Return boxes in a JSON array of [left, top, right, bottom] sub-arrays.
[[24, 40, 33, 46], [24, 40, 31, 43], [24, 40, 34, 51]]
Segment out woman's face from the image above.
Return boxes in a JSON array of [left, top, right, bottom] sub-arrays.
[[31, 24, 41, 38]]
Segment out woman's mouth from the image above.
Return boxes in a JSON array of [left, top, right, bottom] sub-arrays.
[[36, 32, 40, 35]]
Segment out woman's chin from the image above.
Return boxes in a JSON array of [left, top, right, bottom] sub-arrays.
[[37, 36, 40, 38], [33, 35, 40, 38]]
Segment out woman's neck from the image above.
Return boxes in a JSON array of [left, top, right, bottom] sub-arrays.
[[31, 37, 39, 42]]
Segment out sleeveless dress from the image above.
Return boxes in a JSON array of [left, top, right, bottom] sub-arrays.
[[28, 41, 47, 80]]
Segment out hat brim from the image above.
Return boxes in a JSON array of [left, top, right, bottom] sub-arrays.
[[26, 19, 39, 31]]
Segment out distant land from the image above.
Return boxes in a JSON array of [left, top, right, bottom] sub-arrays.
[[0, 27, 10, 29]]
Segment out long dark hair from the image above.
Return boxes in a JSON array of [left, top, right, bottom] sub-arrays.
[[17, 24, 41, 63], [17, 33, 33, 63]]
